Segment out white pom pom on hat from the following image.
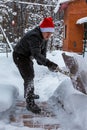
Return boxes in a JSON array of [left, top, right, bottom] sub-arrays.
[[39, 17, 55, 32]]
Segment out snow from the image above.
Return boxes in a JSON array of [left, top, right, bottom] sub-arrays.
[[0, 122, 43, 130], [0, 25, 13, 51], [0, 50, 87, 130], [76, 17, 87, 24], [8, 1, 54, 7], [0, 84, 18, 112]]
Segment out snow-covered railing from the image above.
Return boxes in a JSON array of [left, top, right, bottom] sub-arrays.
[[4, 1, 55, 7], [0, 25, 13, 52]]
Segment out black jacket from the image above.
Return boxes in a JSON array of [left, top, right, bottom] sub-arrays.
[[14, 26, 48, 66]]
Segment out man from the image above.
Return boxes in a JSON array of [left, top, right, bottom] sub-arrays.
[[13, 17, 59, 114]]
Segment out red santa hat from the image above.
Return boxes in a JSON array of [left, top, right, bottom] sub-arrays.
[[39, 17, 55, 32]]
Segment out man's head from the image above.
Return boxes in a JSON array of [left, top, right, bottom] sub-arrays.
[[39, 17, 55, 40]]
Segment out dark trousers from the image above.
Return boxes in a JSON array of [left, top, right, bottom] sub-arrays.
[[13, 51, 34, 98]]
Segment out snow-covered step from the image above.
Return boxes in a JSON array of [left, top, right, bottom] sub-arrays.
[[1, 100, 60, 129], [0, 84, 19, 112]]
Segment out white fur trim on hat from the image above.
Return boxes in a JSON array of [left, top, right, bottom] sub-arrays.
[[40, 27, 54, 32]]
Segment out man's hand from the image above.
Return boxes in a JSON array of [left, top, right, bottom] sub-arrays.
[[46, 60, 59, 72]]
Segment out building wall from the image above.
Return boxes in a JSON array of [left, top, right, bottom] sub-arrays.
[[63, 0, 87, 53]]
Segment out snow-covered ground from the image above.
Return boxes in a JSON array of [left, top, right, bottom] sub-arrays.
[[0, 50, 87, 130]]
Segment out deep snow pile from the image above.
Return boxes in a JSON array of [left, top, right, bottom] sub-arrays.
[[0, 51, 87, 130]]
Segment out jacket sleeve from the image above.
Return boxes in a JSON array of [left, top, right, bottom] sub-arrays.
[[28, 36, 48, 66], [41, 40, 48, 57], [37, 40, 48, 65]]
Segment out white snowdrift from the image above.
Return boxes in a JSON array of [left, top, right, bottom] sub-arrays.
[[49, 78, 87, 113], [1, 51, 87, 130], [48, 77, 87, 130], [0, 84, 19, 112]]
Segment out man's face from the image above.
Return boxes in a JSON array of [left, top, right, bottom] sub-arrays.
[[42, 32, 52, 40]]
